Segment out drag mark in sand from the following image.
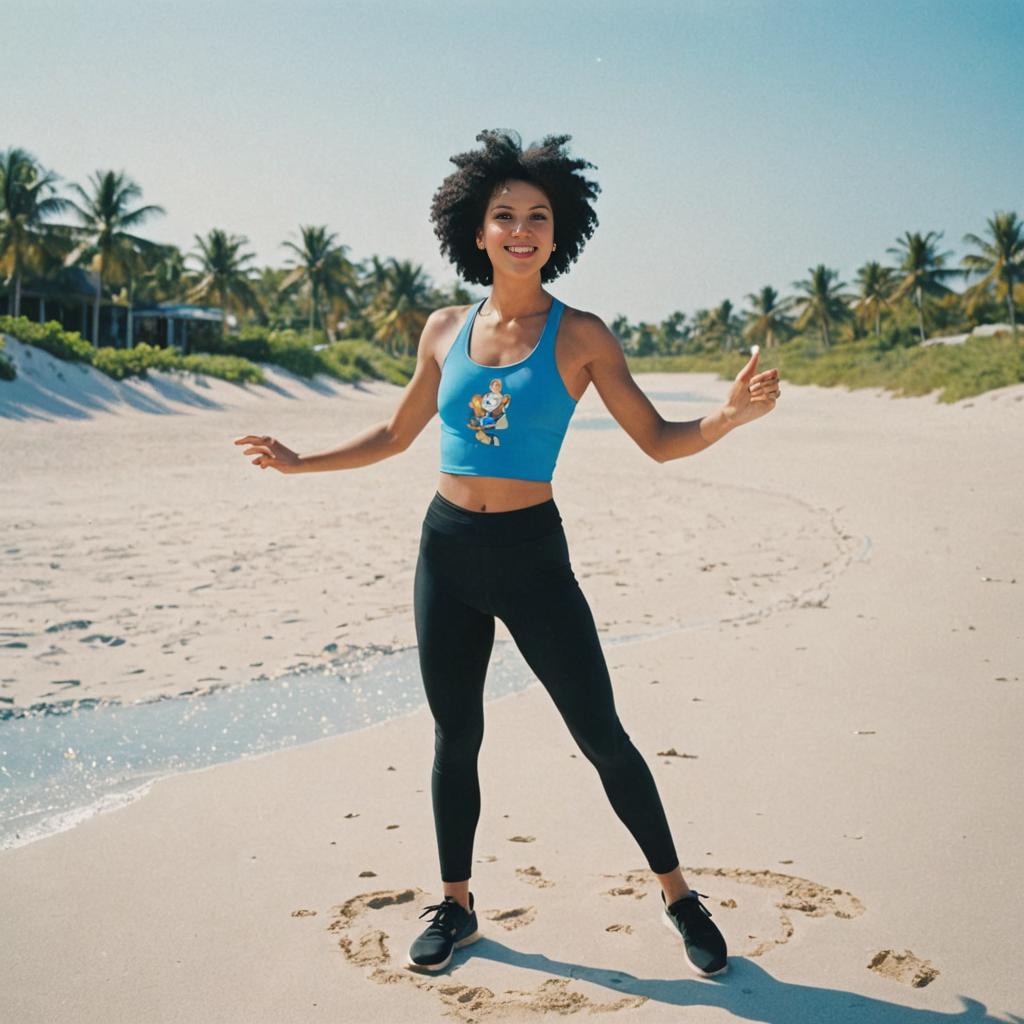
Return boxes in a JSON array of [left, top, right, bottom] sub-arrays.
[[600, 866, 864, 959], [323, 867, 873, 1021], [326, 888, 646, 1021]]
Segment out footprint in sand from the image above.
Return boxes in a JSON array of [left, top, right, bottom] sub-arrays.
[[867, 948, 939, 988], [325, 888, 643, 1022], [515, 866, 554, 888], [484, 906, 536, 930], [603, 885, 648, 900]]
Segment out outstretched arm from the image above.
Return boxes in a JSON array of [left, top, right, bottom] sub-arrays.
[[233, 307, 458, 473], [582, 314, 779, 463]]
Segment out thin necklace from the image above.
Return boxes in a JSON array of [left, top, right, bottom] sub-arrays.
[[478, 300, 553, 321]]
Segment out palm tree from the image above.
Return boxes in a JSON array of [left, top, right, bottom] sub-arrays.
[[690, 308, 716, 352], [704, 299, 742, 351], [852, 261, 898, 341], [742, 286, 794, 350], [251, 266, 304, 329], [610, 314, 633, 349], [279, 224, 357, 334], [427, 280, 475, 312], [791, 265, 851, 349], [62, 169, 165, 346], [186, 228, 259, 337], [961, 210, 1024, 340], [660, 310, 688, 354], [0, 147, 72, 317], [886, 230, 959, 345], [141, 244, 190, 304], [367, 258, 434, 355]]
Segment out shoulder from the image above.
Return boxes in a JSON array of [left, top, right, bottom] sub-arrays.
[[557, 303, 621, 363], [417, 304, 473, 362], [425, 303, 472, 333]]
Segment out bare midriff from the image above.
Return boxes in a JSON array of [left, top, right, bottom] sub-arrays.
[[436, 473, 554, 513]]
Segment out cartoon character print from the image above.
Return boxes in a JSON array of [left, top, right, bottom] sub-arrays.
[[467, 377, 511, 446]]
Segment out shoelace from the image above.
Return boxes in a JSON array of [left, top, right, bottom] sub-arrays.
[[417, 897, 466, 934], [671, 891, 714, 919]]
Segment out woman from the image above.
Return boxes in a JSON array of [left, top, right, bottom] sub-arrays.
[[234, 129, 780, 978]]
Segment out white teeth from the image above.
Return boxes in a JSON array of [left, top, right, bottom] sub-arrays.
[[506, 246, 536, 253]]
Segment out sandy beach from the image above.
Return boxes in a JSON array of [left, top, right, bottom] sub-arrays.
[[1, 335, 1022, 1022]]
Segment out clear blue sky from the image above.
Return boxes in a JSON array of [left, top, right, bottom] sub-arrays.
[[6, 0, 1022, 324]]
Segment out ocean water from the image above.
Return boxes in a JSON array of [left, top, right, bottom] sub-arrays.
[[0, 641, 536, 851], [0, 617, 725, 852]]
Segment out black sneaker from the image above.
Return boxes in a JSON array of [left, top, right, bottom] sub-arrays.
[[661, 890, 729, 977], [405, 892, 481, 973]]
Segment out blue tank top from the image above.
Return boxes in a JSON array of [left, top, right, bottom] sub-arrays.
[[437, 296, 578, 482]]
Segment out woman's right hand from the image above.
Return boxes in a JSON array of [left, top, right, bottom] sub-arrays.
[[233, 434, 303, 473]]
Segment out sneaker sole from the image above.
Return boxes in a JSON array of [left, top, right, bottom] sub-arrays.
[[404, 928, 482, 973], [662, 911, 729, 977]]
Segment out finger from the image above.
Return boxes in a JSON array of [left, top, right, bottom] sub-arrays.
[[737, 350, 759, 380], [234, 435, 270, 445], [243, 446, 272, 457]]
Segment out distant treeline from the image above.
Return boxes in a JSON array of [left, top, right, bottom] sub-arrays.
[[1, 146, 1022, 399]]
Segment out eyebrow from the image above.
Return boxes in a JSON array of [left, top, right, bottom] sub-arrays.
[[492, 203, 551, 211]]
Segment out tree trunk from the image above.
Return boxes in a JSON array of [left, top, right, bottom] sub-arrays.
[[92, 278, 102, 347], [821, 313, 831, 349], [875, 305, 881, 340], [309, 281, 316, 333], [915, 284, 925, 344], [1007, 274, 1018, 341], [127, 278, 134, 348]]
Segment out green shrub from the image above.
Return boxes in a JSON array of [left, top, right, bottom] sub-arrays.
[[91, 344, 158, 379], [178, 353, 264, 384], [0, 336, 14, 381], [91, 342, 264, 384], [322, 340, 415, 386], [0, 316, 95, 362], [628, 330, 1023, 404], [192, 328, 415, 385]]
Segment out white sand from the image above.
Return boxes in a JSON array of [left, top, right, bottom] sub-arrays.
[[1, 333, 1022, 1022]]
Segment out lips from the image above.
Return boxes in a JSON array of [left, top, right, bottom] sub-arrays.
[[504, 246, 537, 259]]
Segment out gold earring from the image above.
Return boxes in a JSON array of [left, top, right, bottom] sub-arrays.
[[552, 243, 557, 251]]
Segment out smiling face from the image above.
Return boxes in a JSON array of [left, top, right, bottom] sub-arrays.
[[475, 178, 555, 279]]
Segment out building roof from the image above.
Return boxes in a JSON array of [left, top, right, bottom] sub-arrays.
[[132, 303, 228, 323]]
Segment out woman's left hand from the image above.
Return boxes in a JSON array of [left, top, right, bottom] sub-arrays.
[[722, 348, 781, 428]]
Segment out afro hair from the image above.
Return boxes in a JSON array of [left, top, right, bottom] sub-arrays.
[[430, 128, 601, 286]]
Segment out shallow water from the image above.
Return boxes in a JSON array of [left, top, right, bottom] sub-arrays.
[[0, 618, 721, 851], [0, 641, 536, 850]]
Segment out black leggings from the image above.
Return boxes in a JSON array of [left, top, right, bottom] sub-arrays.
[[414, 490, 680, 883]]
